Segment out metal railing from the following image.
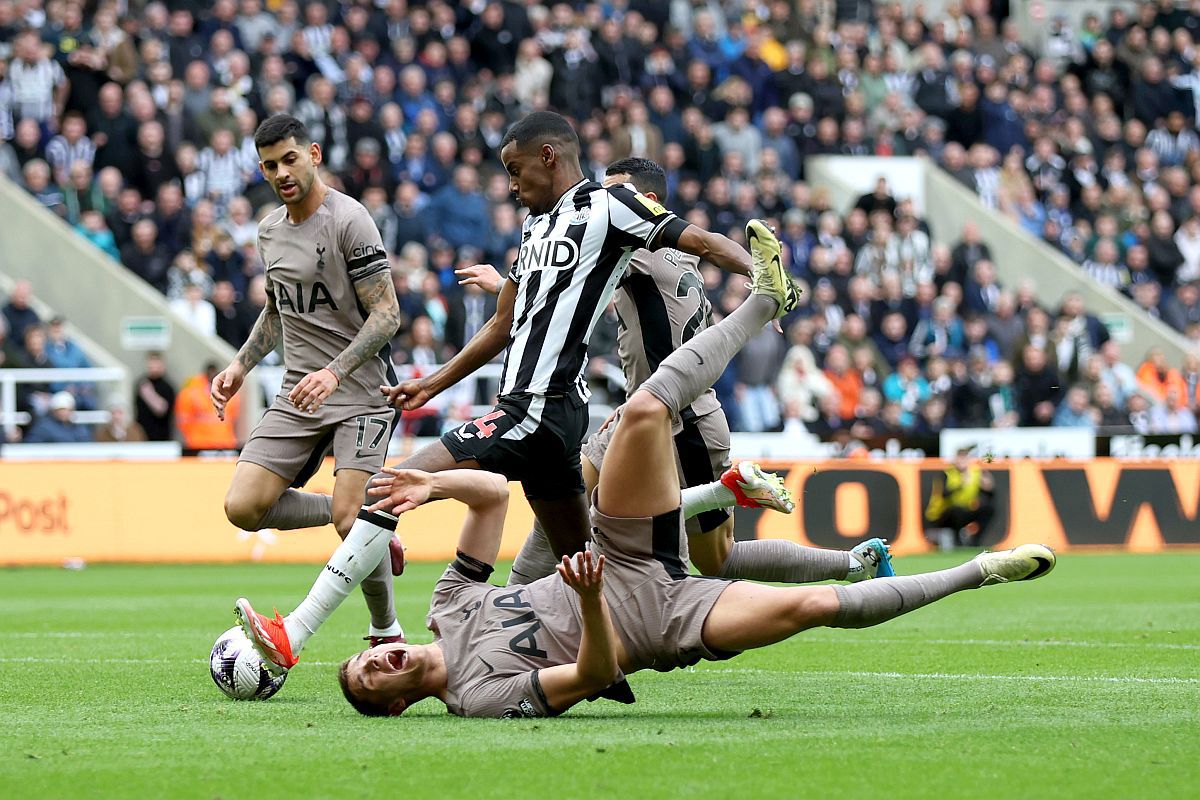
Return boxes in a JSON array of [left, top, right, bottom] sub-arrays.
[[0, 367, 127, 437]]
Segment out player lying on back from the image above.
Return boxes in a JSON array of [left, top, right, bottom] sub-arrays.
[[235, 221, 1056, 718], [456, 158, 893, 587]]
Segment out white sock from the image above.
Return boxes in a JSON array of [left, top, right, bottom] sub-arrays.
[[681, 480, 736, 518], [284, 513, 396, 653], [368, 619, 404, 638]]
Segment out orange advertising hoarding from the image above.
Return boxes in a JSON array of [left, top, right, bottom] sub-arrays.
[[1, 459, 1197, 566], [751, 459, 1200, 554], [0, 459, 535, 565]]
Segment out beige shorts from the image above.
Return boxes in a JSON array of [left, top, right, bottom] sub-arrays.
[[582, 408, 733, 535], [238, 396, 396, 487], [589, 495, 737, 672]]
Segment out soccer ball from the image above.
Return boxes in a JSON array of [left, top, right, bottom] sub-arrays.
[[209, 626, 287, 700]]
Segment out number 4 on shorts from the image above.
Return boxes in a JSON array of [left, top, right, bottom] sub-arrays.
[[459, 410, 506, 439]]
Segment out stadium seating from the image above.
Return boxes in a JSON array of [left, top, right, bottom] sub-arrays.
[[2, 0, 1198, 445]]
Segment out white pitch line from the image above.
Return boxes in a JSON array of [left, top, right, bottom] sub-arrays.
[[0, 656, 345, 666], [5, 631, 1199, 651], [2, 632, 160, 639], [687, 668, 1200, 686], [800, 636, 1200, 652], [831, 669, 1200, 686], [0, 657, 1193, 686]]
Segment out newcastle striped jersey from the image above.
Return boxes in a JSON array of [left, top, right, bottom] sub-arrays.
[[500, 180, 686, 401]]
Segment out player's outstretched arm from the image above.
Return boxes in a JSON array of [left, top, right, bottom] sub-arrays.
[[290, 271, 401, 413], [367, 467, 509, 564], [383, 276, 516, 409], [537, 551, 622, 714], [673, 224, 752, 278], [212, 282, 282, 420]]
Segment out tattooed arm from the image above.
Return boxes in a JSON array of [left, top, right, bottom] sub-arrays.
[[211, 283, 282, 420], [327, 271, 402, 382], [288, 270, 401, 412]]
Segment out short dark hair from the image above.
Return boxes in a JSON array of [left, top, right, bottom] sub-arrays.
[[500, 111, 579, 153], [338, 657, 392, 717], [605, 157, 668, 202], [254, 114, 311, 151]]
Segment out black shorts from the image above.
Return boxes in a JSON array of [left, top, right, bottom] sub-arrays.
[[441, 393, 588, 500]]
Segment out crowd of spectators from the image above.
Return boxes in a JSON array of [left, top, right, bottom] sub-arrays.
[[0, 279, 243, 445], [2, 0, 1199, 443]]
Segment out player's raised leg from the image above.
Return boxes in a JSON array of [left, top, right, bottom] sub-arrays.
[[223, 462, 332, 532], [600, 220, 796, 519], [508, 517, 559, 585], [514, 422, 888, 586], [701, 544, 1055, 652]]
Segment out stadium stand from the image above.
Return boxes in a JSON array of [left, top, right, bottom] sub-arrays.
[[1, 0, 1198, 446]]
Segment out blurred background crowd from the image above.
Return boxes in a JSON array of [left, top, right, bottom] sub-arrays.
[[2, 0, 1199, 446]]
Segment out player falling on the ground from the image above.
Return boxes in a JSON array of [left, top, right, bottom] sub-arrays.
[[336, 110, 774, 578], [457, 157, 893, 586], [210, 114, 405, 647], [235, 221, 1056, 718]]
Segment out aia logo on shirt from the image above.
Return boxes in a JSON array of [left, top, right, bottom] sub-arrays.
[[517, 237, 579, 273], [275, 279, 339, 313]]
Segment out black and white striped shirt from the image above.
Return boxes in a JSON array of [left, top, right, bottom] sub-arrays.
[[45, 134, 96, 176], [7, 57, 65, 122], [196, 147, 246, 204], [500, 179, 685, 403]]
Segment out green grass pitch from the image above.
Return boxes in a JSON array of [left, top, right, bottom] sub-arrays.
[[2, 553, 1197, 799]]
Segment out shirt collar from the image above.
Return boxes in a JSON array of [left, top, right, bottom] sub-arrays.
[[546, 178, 588, 216]]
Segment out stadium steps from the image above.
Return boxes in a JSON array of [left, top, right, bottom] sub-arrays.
[[0, 269, 128, 381], [807, 155, 1195, 368], [0, 175, 260, 430]]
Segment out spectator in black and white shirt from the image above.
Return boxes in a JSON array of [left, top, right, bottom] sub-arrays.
[[1082, 239, 1131, 292], [44, 111, 94, 185], [7, 30, 67, 129], [295, 75, 349, 172], [969, 144, 1001, 210], [1145, 110, 1200, 168], [196, 129, 245, 211]]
